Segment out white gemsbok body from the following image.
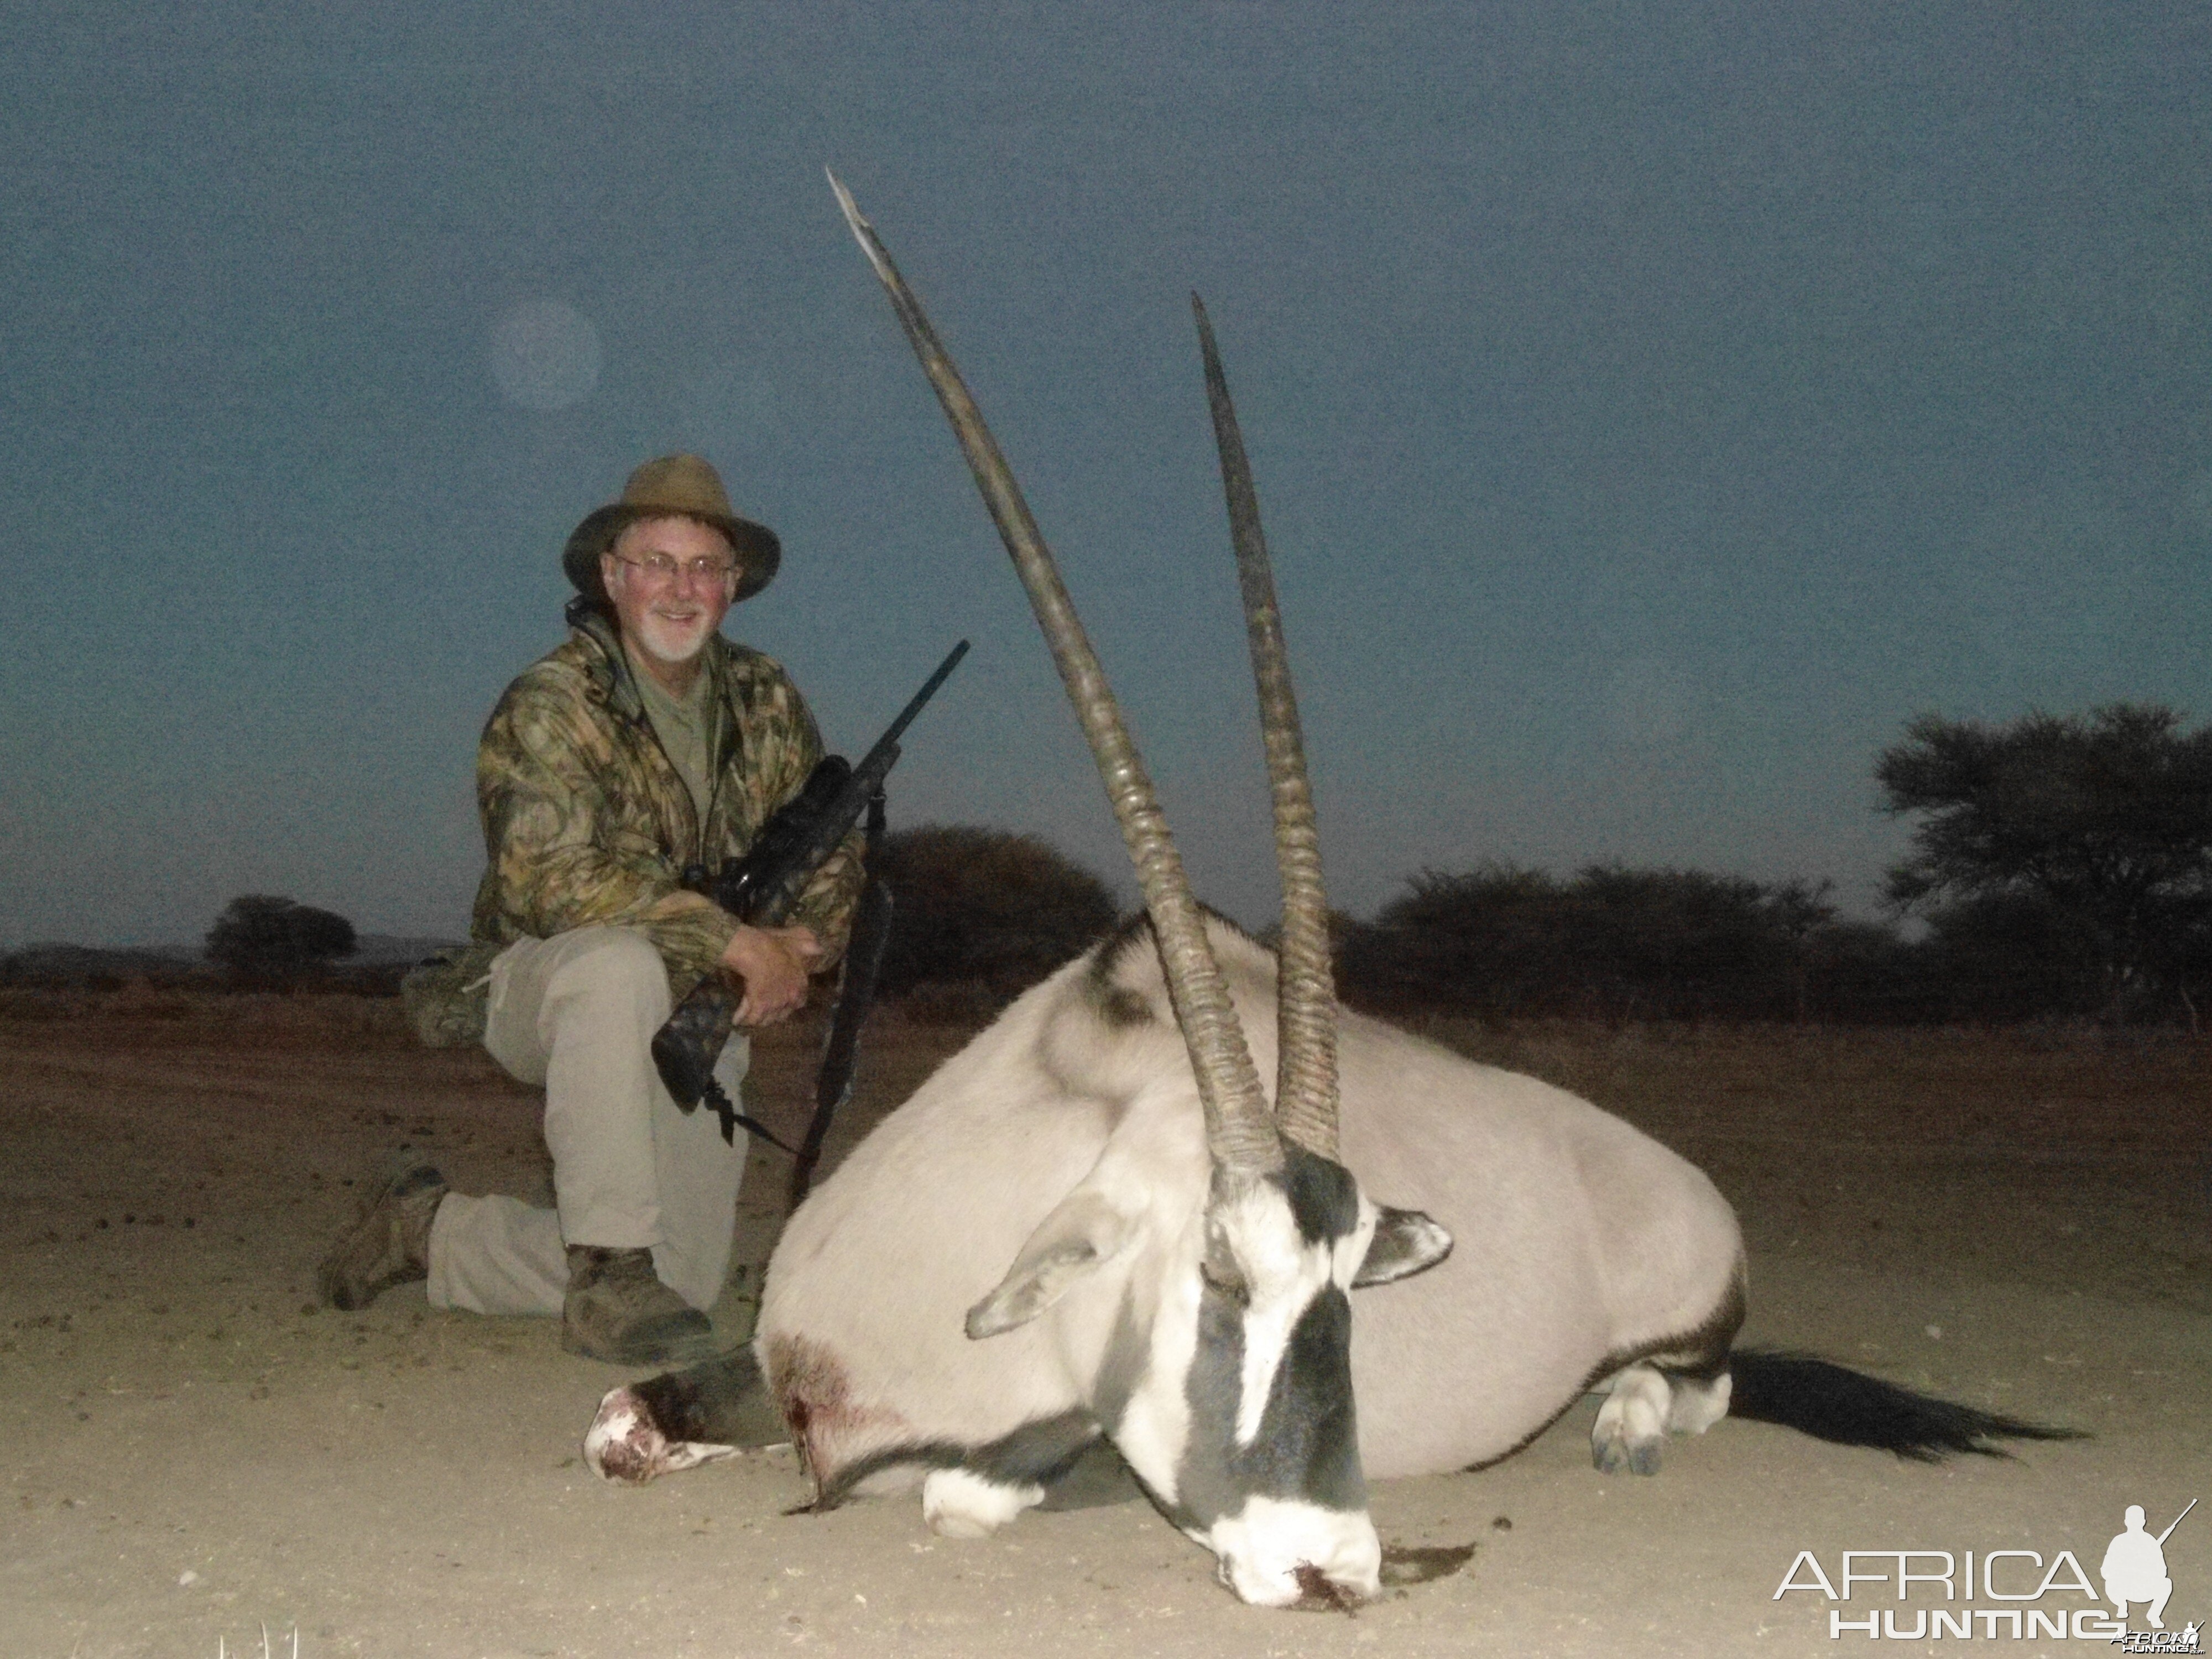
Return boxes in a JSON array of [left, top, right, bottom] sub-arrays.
[[753, 909, 1738, 1533], [583, 179, 2071, 1609]]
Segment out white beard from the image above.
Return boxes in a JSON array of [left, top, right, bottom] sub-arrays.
[[632, 606, 715, 667]]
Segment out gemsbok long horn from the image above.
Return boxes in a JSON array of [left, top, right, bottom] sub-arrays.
[[828, 170, 1284, 1181], [1191, 295, 1340, 1162]]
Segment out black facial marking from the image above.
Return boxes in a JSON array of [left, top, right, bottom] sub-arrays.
[[1277, 1141, 1360, 1248], [1164, 1280, 1244, 1529], [1173, 1267, 1366, 1527], [1258, 1282, 1366, 1510], [1161, 1141, 1370, 1528]]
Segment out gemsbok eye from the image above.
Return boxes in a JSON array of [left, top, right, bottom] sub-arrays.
[[1199, 1254, 1250, 1305]]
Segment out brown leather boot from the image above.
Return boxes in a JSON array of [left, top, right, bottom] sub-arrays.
[[317, 1164, 447, 1311], [560, 1246, 717, 1365]]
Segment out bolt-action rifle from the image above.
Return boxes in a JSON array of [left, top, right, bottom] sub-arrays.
[[652, 639, 968, 1145]]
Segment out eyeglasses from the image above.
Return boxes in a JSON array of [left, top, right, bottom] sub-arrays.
[[610, 552, 739, 588]]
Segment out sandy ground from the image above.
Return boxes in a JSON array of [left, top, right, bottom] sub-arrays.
[[3, 994, 2207, 1659]]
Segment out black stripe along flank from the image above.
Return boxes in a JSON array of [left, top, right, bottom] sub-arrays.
[[810, 1408, 1104, 1511]]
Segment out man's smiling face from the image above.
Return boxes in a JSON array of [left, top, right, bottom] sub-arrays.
[[601, 515, 742, 679]]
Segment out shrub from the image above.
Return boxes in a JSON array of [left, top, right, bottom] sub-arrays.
[[1569, 865, 1799, 1021], [872, 826, 1119, 1007], [1338, 864, 1573, 1019], [1340, 863, 1843, 1023], [1799, 920, 1939, 1024], [205, 895, 357, 989]]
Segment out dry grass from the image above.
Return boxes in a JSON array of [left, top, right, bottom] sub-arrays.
[[8, 987, 2203, 1315], [1402, 1015, 2212, 1313], [0, 984, 416, 1047], [1, 987, 2203, 1656]]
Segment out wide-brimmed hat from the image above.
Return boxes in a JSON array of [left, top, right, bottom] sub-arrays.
[[562, 453, 782, 605]]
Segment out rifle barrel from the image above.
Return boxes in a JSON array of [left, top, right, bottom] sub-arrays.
[[2157, 1497, 2197, 1545], [749, 639, 968, 927], [870, 639, 970, 761]]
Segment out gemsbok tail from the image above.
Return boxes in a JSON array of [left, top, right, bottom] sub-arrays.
[[1727, 1349, 2085, 1461]]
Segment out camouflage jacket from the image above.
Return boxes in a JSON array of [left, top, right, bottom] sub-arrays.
[[405, 606, 864, 1046]]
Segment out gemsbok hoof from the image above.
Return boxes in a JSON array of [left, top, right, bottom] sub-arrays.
[[583, 1384, 735, 1485], [1592, 1365, 1672, 1475], [1592, 1430, 1665, 1477]]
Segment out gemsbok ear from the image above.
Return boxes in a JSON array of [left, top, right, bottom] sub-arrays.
[[965, 1186, 1143, 1339], [1352, 1206, 1453, 1288]]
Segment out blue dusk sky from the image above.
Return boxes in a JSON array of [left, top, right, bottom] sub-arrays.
[[3, 3, 2207, 947]]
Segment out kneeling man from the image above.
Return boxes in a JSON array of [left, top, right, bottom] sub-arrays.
[[319, 455, 860, 1364]]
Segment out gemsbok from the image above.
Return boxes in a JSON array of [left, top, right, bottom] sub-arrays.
[[582, 176, 2074, 1609]]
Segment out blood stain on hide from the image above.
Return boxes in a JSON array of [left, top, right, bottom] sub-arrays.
[[1378, 1541, 1479, 1585], [764, 1334, 881, 1504]]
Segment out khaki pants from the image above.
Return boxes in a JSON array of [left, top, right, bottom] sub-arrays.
[[425, 926, 748, 1317]]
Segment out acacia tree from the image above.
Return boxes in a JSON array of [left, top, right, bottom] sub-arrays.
[[1876, 703, 2212, 1020], [205, 895, 358, 988]]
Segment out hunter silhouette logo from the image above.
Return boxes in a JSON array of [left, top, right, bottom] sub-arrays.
[[2104, 1500, 2194, 1631]]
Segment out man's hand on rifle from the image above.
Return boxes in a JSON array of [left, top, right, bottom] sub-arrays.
[[718, 924, 822, 1026]]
